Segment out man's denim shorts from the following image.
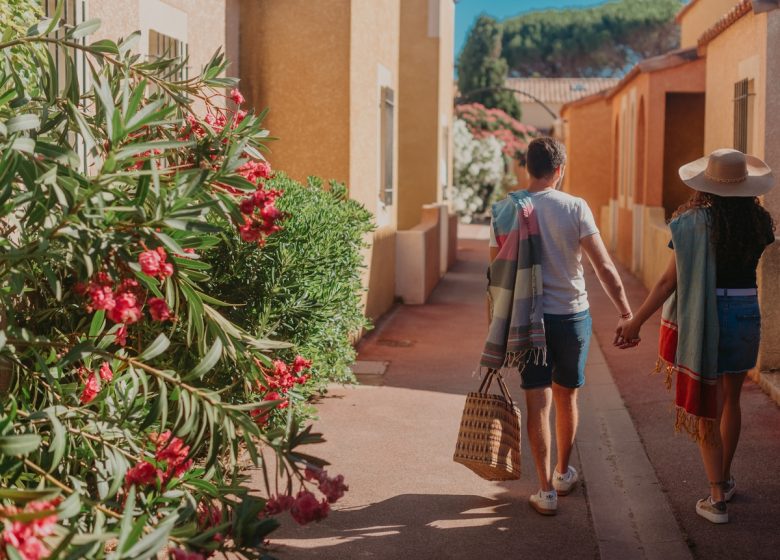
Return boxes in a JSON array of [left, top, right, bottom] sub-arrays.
[[717, 295, 761, 374], [521, 309, 592, 389]]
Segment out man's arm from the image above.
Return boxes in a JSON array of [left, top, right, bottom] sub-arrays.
[[580, 233, 632, 318]]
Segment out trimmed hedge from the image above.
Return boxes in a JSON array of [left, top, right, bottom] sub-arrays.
[[208, 174, 374, 394]]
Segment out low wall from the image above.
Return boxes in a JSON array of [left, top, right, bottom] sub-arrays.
[[395, 208, 441, 305], [448, 213, 458, 270], [364, 226, 397, 321], [640, 206, 670, 290]]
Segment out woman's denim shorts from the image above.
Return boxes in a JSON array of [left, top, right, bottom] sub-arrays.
[[717, 295, 761, 374], [521, 310, 592, 389]]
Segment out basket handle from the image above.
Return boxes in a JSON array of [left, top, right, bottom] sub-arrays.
[[478, 369, 516, 408]]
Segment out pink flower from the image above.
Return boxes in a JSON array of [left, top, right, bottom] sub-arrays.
[[138, 247, 173, 280], [87, 284, 115, 312], [0, 499, 59, 560], [114, 324, 128, 347], [237, 160, 272, 184], [289, 490, 329, 525], [169, 547, 205, 560], [98, 361, 113, 382], [154, 431, 193, 479], [108, 292, 142, 324], [292, 355, 312, 375], [147, 298, 172, 321], [80, 372, 100, 404], [229, 88, 245, 105], [263, 391, 288, 409], [319, 473, 348, 503], [263, 494, 294, 516], [239, 198, 256, 215], [125, 461, 160, 487]]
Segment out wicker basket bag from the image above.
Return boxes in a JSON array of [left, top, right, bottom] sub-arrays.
[[453, 369, 521, 481]]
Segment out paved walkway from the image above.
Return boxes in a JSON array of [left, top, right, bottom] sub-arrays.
[[261, 236, 780, 560]]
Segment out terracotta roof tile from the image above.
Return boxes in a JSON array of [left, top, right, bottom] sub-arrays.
[[697, 0, 752, 48], [504, 77, 620, 105]]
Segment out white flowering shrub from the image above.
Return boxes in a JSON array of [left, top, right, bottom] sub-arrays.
[[449, 119, 515, 223]]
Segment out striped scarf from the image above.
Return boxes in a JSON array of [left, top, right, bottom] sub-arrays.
[[658, 209, 719, 443], [481, 191, 546, 370]]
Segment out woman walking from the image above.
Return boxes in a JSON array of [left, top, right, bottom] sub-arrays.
[[616, 148, 775, 524]]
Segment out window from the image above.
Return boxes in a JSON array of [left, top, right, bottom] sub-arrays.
[[42, 0, 89, 170], [733, 79, 755, 153], [380, 86, 395, 206], [148, 29, 189, 82]]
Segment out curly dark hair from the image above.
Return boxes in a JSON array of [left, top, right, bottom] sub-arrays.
[[674, 191, 775, 266]]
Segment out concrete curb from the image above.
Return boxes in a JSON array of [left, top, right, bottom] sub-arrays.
[[577, 339, 692, 560], [750, 369, 780, 407]]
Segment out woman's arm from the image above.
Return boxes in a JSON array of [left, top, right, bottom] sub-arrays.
[[616, 253, 677, 346]]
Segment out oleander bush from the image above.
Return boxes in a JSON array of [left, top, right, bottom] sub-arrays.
[[207, 175, 374, 409], [0, 3, 347, 559]]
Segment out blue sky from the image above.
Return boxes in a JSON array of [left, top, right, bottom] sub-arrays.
[[454, 0, 612, 56]]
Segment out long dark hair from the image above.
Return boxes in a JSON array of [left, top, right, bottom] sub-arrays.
[[674, 191, 775, 265]]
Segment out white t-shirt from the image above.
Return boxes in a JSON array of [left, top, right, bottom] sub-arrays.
[[489, 189, 599, 315]]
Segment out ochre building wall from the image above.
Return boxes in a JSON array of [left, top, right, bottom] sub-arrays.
[[560, 97, 612, 229]]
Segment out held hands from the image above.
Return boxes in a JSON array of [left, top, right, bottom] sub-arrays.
[[614, 315, 641, 349]]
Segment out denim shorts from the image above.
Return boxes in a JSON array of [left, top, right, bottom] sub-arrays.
[[717, 295, 761, 374], [521, 310, 592, 389]]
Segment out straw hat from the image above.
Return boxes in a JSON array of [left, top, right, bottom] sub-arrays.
[[678, 148, 775, 197]]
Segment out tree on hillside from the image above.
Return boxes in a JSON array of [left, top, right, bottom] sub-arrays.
[[457, 15, 522, 120], [500, 0, 682, 77]]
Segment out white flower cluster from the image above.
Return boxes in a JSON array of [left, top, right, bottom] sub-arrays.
[[448, 119, 513, 223]]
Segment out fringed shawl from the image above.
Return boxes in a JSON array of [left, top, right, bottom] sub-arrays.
[[658, 208, 720, 443], [481, 191, 546, 370]]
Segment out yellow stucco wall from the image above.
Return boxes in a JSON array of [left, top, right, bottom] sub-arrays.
[[560, 97, 612, 229], [702, 13, 767, 156], [238, 0, 351, 186], [678, 0, 741, 49], [90, 0, 234, 107], [349, 0, 400, 227], [703, 10, 780, 371], [397, 0, 454, 230]]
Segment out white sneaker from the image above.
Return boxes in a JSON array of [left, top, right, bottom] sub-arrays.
[[724, 477, 736, 502], [552, 465, 579, 496], [529, 489, 558, 516], [696, 496, 728, 524]]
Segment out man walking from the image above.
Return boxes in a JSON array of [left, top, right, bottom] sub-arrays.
[[485, 137, 632, 515]]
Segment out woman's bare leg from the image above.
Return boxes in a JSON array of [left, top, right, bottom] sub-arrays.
[[721, 372, 747, 480], [697, 377, 725, 501]]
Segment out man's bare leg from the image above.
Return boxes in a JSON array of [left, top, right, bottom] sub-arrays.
[[525, 386, 553, 491], [553, 384, 579, 475]]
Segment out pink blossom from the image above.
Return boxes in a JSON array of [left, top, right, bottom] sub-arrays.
[[292, 355, 312, 375], [108, 292, 142, 324], [138, 247, 174, 280], [319, 473, 348, 503], [239, 198, 256, 215], [289, 490, 329, 525], [99, 361, 113, 382], [125, 461, 160, 487], [114, 324, 128, 347], [229, 88, 245, 105], [154, 431, 193, 479], [147, 297, 172, 322], [169, 548, 205, 560], [263, 494, 294, 516], [80, 371, 100, 404], [87, 284, 115, 312], [0, 499, 59, 560]]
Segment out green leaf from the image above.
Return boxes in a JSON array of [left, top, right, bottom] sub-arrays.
[[6, 114, 40, 134], [67, 18, 101, 40], [0, 488, 60, 502], [152, 231, 187, 256], [0, 434, 42, 456], [89, 310, 106, 339], [11, 138, 35, 154], [138, 333, 170, 361], [89, 39, 119, 54], [186, 338, 223, 380], [44, 409, 66, 471]]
